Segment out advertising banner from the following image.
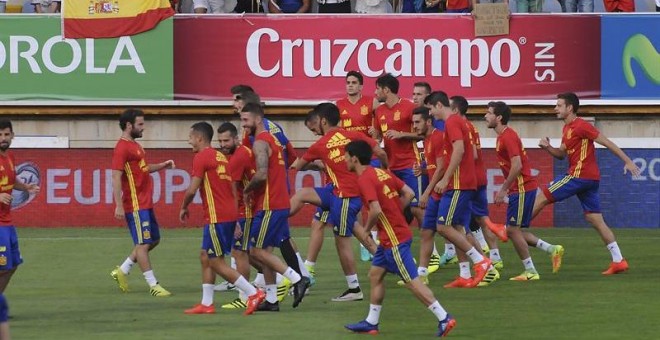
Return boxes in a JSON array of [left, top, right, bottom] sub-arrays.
[[601, 15, 660, 99], [9, 147, 555, 228], [174, 15, 601, 101], [0, 16, 173, 100]]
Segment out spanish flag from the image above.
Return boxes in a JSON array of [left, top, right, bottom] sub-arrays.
[[63, 0, 174, 39]]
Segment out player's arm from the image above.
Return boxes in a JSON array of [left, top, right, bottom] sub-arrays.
[[352, 212, 378, 255], [420, 156, 445, 208], [384, 130, 423, 141], [285, 141, 297, 167], [12, 181, 39, 194], [180, 177, 202, 222], [148, 160, 175, 173], [111, 170, 124, 219], [364, 200, 383, 233], [231, 181, 240, 213], [372, 145, 389, 169], [435, 140, 463, 193], [539, 137, 567, 160], [594, 133, 641, 177], [399, 184, 415, 208], [244, 140, 270, 194], [495, 155, 522, 204]]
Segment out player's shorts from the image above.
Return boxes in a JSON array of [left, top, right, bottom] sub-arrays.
[[329, 196, 362, 237], [250, 209, 290, 249], [392, 168, 424, 207], [202, 222, 235, 258], [507, 189, 537, 228], [0, 293, 7, 323], [0, 227, 22, 271], [372, 238, 418, 284], [313, 208, 330, 224], [542, 175, 601, 213], [421, 194, 440, 230], [233, 217, 252, 251], [437, 190, 475, 230], [125, 209, 161, 245], [471, 185, 489, 217], [314, 184, 334, 211]]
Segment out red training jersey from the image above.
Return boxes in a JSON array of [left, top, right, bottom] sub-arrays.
[[303, 129, 377, 198], [465, 119, 488, 187], [254, 131, 290, 211], [496, 127, 538, 193], [424, 129, 445, 200], [111, 138, 153, 213], [192, 147, 238, 224], [229, 145, 256, 219], [562, 118, 600, 180], [374, 98, 420, 171], [337, 95, 374, 138], [443, 114, 477, 191], [358, 167, 413, 248], [0, 152, 16, 226]]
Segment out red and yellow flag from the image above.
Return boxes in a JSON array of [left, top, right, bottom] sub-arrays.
[[63, 0, 174, 39]]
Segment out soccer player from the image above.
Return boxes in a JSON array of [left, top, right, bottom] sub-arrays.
[[0, 119, 39, 294], [291, 103, 384, 302], [485, 101, 564, 280], [450, 96, 505, 286], [343, 140, 456, 337], [373, 74, 426, 231], [180, 122, 265, 315], [533, 92, 640, 275], [426, 91, 492, 288], [240, 103, 310, 311], [336, 71, 379, 138], [110, 109, 173, 297]]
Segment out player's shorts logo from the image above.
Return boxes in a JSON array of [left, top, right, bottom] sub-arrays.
[[0, 255, 7, 266], [11, 162, 40, 210], [623, 34, 660, 88], [143, 230, 151, 239]]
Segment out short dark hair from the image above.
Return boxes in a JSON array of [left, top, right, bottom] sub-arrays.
[[119, 108, 144, 130], [413, 82, 432, 94], [346, 71, 364, 85], [304, 110, 320, 125], [412, 106, 431, 121], [217, 122, 238, 137], [426, 91, 450, 107], [239, 91, 262, 107], [346, 140, 373, 165], [487, 101, 512, 125], [230, 84, 254, 95], [0, 119, 13, 133], [450, 96, 469, 116], [191, 122, 214, 142], [376, 73, 399, 94], [557, 92, 580, 113], [313, 103, 340, 127], [241, 102, 264, 117]]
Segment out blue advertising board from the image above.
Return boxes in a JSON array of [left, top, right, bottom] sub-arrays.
[[601, 15, 660, 99], [553, 149, 660, 228]]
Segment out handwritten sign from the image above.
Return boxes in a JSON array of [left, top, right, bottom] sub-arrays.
[[474, 3, 510, 37]]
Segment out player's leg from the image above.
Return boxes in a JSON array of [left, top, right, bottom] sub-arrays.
[[330, 197, 364, 302], [0, 227, 20, 294], [345, 258, 387, 334], [304, 210, 328, 282]]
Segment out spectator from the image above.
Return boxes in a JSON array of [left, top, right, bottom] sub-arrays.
[[472, 0, 508, 12], [515, 0, 542, 12], [656, 0, 659, 11], [445, 0, 471, 12], [0, 1, 5, 13], [269, 0, 310, 13], [564, 0, 593, 11], [603, 0, 634, 11], [422, 0, 443, 12], [193, 0, 233, 12], [355, 0, 393, 13], [317, 0, 351, 13], [32, 0, 60, 13], [234, 0, 265, 12]]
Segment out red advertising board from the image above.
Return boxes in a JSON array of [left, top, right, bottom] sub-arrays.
[[174, 15, 600, 101], [9, 148, 553, 228]]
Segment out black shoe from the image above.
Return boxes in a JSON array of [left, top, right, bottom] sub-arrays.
[[292, 276, 311, 308], [257, 300, 280, 312]]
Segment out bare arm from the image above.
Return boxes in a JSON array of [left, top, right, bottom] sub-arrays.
[[180, 177, 202, 222], [420, 156, 445, 208], [372, 145, 389, 169], [384, 130, 423, 141], [244, 140, 270, 194], [13, 181, 39, 193], [148, 160, 174, 173], [594, 133, 641, 177], [112, 170, 124, 219], [364, 200, 383, 232], [290, 157, 310, 171], [297, 0, 310, 12], [539, 137, 567, 160], [495, 156, 522, 204], [399, 184, 415, 208]]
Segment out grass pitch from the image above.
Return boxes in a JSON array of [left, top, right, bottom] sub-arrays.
[[8, 227, 660, 339]]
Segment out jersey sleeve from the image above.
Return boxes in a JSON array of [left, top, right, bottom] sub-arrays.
[[111, 144, 127, 171], [580, 121, 600, 140], [191, 153, 206, 178], [358, 173, 378, 203], [445, 118, 463, 143], [301, 141, 321, 163]]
